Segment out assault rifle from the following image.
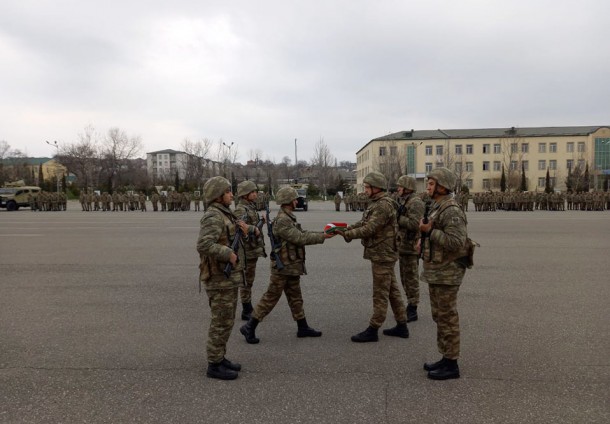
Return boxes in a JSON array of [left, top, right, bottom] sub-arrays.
[[223, 213, 247, 278], [265, 204, 285, 271], [419, 201, 432, 259]]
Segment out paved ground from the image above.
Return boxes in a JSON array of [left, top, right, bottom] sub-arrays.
[[1, 201, 609, 423]]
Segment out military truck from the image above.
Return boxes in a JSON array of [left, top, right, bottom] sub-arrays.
[[291, 184, 308, 211], [0, 185, 41, 211]]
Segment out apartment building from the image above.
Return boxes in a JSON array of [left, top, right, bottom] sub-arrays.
[[356, 126, 610, 193]]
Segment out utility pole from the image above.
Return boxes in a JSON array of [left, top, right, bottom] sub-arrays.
[[294, 138, 298, 183]]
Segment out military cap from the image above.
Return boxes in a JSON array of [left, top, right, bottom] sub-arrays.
[[203, 176, 231, 203], [237, 180, 257, 198], [427, 167, 456, 192], [363, 171, 388, 190], [275, 187, 298, 205], [397, 175, 417, 191]]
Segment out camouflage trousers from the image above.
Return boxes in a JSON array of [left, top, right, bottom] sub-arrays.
[[253, 274, 305, 322], [239, 259, 258, 304], [369, 261, 407, 328], [429, 284, 460, 360], [205, 286, 238, 364], [399, 254, 420, 306]]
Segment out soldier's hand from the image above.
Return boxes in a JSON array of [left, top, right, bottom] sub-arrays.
[[323, 232, 335, 239], [419, 218, 432, 233], [229, 252, 238, 266], [237, 221, 249, 235]]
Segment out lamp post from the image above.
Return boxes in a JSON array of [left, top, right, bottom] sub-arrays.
[[222, 141, 235, 190], [46, 140, 61, 193]]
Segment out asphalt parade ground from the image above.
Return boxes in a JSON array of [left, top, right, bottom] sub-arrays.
[[1, 201, 609, 424]]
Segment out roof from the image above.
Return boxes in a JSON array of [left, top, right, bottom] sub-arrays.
[[360, 125, 610, 153], [146, 149, 187, 155], [0, 157, 53, 166]]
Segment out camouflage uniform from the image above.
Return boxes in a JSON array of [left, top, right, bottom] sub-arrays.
[[334, 193, 342, 211], [343, 172, 407, 342], [241, 187, 328, 344], [196, 176, 245, 379]]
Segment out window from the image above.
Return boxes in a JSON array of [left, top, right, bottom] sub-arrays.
[[436, 161, 445, 168], [455, 162, 462, 173], [483, 144, 490, 154], [466, 145, 473, 154], [539, 143, 546, 153], [390, 146, 397, 156], [567, 142, 574, 153], [578, 159, 585, 169], [493, 161, 501, 171], [538, 178, 545, 187], [494, 144, 501, 154], [549, 160, 557, 170], [482, 179, 490, 190], [577, 142, 585, 152], [425, 162, 433, 172], [425, 145, 432, 155], [379, 146, 386, 156], [455, 145, 462, 155], [538, 160, 546, 170], [510, 161, 518, 170], [521, 143, 529, 153], [550, 143, 557, 153], [566, 159, 574, 169], [522, 160, 529, 171], [550, 177, 556, 187], [465, 179, 473, 189], [436, 145, 444, 156], [483, 161, 490, 171], [465, 162, 473, 172], [511, 143, 518, 153]]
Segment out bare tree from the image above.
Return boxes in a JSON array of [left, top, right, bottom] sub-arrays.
[[310, 137, 335, 197], [58, 125, 101, 191], [0, 140, 10, 159], [373, 140, 405, 189], [181, 137, 213, 188], [101, 127, 143, 191]]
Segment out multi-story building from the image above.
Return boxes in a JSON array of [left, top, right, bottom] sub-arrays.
[[356, 126, 610, 193], [146, 149, 225, 184]]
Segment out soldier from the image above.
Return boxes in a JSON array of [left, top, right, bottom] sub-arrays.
[[396, 175, 425, 323], [234, 181, 266, 321], [196, 176, 248, 380], [193, 191, 201, 212], [340, 172, 409, 342], [334, 192, 342, 211], [240, 187, 334, 344], [419, 167, 470, 380], [151, 191, 159, 211]]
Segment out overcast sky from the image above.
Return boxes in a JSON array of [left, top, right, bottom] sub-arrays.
[[1, 0, 609, 163]]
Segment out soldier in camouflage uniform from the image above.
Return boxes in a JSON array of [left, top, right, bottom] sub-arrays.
[[234, 181, 267, 321], [341, 172, 409, 342], [419, 167, 470, 380], [334, 192, 342, 211], [196, 176, 248, 380], [240, 187, 334, 344], [396, 175, 425, 323]]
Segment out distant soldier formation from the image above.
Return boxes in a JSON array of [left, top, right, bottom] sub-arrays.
[[469, 191, 610, 212], [27, 191, 68, 211]]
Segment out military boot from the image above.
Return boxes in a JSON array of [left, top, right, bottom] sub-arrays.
[[427, 358, 460, 380], [206, 362, 238, 380], [406, 304, 418, 322], [382, 322, 409, 338], [423, 357, 447, 371], [351, 326, 379, 343], [240, 318, 260, 344], [220, 358, 242, 372], [296, 318, 322, 338], [241, 302, 253, 321]]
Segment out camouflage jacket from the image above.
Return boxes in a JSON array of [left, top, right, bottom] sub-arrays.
[[272, 206, 326, 276], [344, 191, 399, 262], [196, 202, 246, 290], [397, 193, 425, 256], [234, 199, 266, 260], [421, 195, 469, 283]]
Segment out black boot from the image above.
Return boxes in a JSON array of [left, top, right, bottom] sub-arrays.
[[220, 357, 242, 372], [406, 304, 418, 322], [296, 318, 322, 338], [382, 322, 409, 338], [206, 362, 238, 380], [427, 358, 460, 380], [423, 357, 447, 371], [241, 302, 253, 321], [351, 326, 379, 343], [240, 318, 260, 344]]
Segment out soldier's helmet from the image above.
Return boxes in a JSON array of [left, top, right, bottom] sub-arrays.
[[363, 171, 388, 190], [203, 176, 231, 203], [397, 175, 417, 191], [426, 167, 456, 192], [275, 187, 298, 205], [237, 180, 257, 198]]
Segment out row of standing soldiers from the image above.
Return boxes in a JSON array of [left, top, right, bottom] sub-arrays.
[[28, 191, 67, 211], [471, 191, 610, 211]]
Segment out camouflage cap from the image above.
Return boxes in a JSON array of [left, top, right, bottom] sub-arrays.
[[363, 171, 388, 190], [203, 176, 231, 203], [397, 175, 417, 191], [275, 187, 298, 205], [237, 180, 257, 198], [427, 167, 456, 192]]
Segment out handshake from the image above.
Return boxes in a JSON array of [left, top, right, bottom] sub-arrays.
[[324, 222, 349, 240]]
